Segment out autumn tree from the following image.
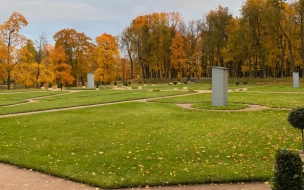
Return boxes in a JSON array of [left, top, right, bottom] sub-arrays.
[[205, 6, 233, 68], [53, 28, 93, 86], [185, 19, 203, 77], [11, 63, 35, 87], [116, 58, 130, 81], [241, 0, 269, 77], [121, 12, 185, 79], [94, 33, 120, 84], [0, 40, 6, 81], [225, 17, 249, 77], [120, 27, 135, 79], [170, 31, 187, 78], [32, 33, 49, 88], [11, 41, 36, 87], [0, 12, 28, 89], [48, 45, 74, 89], [293, 0, 304, 77]]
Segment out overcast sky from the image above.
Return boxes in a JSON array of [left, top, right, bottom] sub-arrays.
[[1, 0, 245, 44]]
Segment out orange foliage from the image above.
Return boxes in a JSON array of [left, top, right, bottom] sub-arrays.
[[48, 45, 74, 86], [0, 12, 28, 89], [170, 32, 187, 78]]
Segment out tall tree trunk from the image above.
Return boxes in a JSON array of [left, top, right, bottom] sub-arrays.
[[7, 71, 11, 90], [302, 129, 304, 153], [262, 57, 266, 78], [127, 49, 134, 79], [280, 38, 285, 78], [249, 56, 252, 78], [81, 77, 85, 86], [301, 13, 304, 77]]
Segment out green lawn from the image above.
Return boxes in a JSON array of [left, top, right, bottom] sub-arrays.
[[0, 90, 189, 115], [192, 102, 249, 110], [0, 85, 302, 188], [151, 91, 304, 109], [247, 84, 304, 92], [0, 91, 67, 106]]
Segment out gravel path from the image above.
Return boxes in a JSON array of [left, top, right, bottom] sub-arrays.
[[0, 163, 271, 190]]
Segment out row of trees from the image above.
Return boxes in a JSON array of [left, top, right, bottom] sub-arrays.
[[1, 0, 304, 89], [120, 0, 304, 79], [0, 13, 123, 89]]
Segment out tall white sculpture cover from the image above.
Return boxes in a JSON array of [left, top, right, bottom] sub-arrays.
[[87, 73, 95, 89], [293, 72, 299, 88], [212, 66, 228, 106]]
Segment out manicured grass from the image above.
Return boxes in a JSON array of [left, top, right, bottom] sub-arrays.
[[104, 83, 212, 91], [229, 92, 304, 108], [192, 102, 249, 110], [0, 91, 68, 106], [0, 84, 303, 188], [0, 90, 189, 115], [140, 83, 211, 91], [152, 92, 304, 109], [247, 84, 304, 92], [0, 102, 298, 188]]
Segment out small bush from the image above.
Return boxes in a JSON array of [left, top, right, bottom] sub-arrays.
[[184, 81, 188, 84], [236, 82, 240, 85], [114, 81, 117, 86], [243, 81, 247, 85], [173, 82, 177, 85], [287, 107, 304, 152], [139, 81, 142, 84], [128, 81, 131, 85], [153, 81, 155, 84], [287, 107, 304, 130], [270, 149, 303, 190], [152, 89, 160, 91]]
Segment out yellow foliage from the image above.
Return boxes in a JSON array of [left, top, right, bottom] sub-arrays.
[[94, 33, 120, 83], [11, 63, 35, 87]]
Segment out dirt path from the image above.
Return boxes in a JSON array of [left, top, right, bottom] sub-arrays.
[[0, 164, 97, 190], [176, 104, 270, 112]]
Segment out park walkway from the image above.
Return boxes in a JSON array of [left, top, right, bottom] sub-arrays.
[[0, 163, 271, 190]]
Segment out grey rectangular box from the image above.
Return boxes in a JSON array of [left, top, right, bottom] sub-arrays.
[[87, 73, 95, 89], [212, 66, 228, 106], [293, 72, 299, 88]]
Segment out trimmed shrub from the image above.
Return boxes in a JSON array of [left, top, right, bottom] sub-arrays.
[[173, 82, 177, 85], [236, 81, 240, 85], [288, 107, 304, 152], [270, 149, 303, 190], [114, 81, 117, 86]]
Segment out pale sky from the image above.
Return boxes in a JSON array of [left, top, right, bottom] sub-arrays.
[[1, 0, 245, 44]]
